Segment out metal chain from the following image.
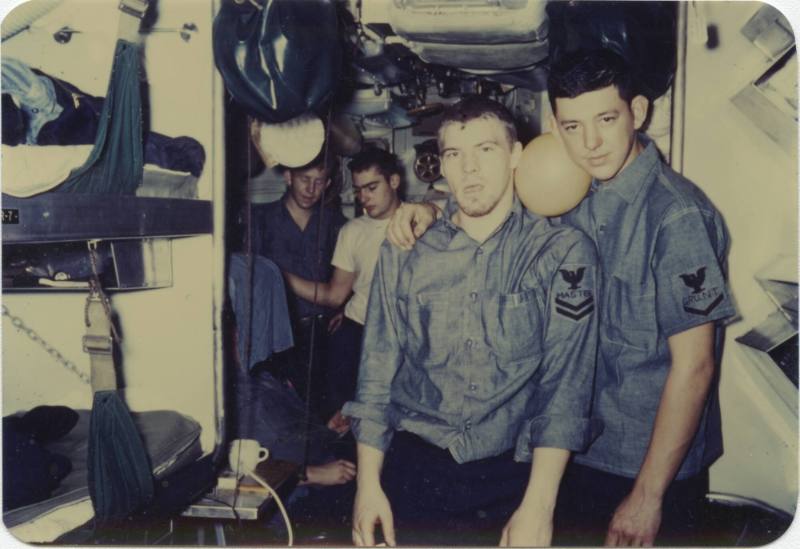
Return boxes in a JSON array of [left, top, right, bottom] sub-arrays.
[[2, 304, 91, 385]]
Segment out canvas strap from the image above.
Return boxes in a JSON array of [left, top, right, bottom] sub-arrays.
[[83, 241, 120, 393], [117, 0, 149, 44], [84, 288, 117, 393]]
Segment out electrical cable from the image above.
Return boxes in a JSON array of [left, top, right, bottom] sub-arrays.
[[300, 102, 336, 481], [247, 469, 294, 546], [203, 495, 241, 523], [232, 116, 259, 524]]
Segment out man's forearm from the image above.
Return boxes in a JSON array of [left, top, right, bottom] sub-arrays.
[[284, 271, 350, 308], [605, 324, 717, 546], [518, 447, 570, 514], [356, 443, 386, 485], [632, 355, 715, 498], [284, 271, 329, 305]]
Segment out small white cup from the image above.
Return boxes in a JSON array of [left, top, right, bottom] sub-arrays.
[[228, 439, 269, 477]]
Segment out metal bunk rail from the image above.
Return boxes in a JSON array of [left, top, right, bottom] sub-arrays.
[[2, 195, 212, 244]]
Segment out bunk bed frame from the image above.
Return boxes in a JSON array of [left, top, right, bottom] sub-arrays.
[[2, 0, 227, 542]]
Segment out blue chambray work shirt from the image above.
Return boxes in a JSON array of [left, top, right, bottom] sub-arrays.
[[343, 197, 602, 464], [251, 195, 347, 319], [560, 137, 736, 480]]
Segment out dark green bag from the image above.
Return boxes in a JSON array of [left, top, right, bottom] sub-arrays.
[[212, 0, 342, 123]]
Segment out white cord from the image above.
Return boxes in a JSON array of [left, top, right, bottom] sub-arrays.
[[247, 470, 294, 546]]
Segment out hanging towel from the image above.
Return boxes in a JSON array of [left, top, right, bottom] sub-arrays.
[[56, 40, 143, 194], [228, 253, 294, 370], [87, 391, 154, 522]]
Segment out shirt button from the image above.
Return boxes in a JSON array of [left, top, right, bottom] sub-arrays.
[[469, 383, 478, 392], [465, 420, 472, 431], [470, 292, 478, 302], [465, 339, 474, 350]]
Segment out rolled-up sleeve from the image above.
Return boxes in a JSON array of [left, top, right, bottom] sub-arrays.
[[342, 242, 407, 452], [516, 233, 602, 459]]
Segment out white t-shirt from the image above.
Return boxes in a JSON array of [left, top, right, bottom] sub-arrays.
[[331, 215, 390, 325]]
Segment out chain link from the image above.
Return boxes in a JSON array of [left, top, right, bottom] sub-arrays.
[[2, 304, 91, 385]]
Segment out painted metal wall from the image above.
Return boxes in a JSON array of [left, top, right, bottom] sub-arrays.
[[681, 1, 798, 514], [1, 0, 226, 454]]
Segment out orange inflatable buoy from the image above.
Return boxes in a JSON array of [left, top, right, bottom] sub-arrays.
[[514, 133, 591, 217]]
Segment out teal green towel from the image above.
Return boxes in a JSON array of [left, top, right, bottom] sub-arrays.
[[58, 40, 143, 194], [87, 391, 154, 522]]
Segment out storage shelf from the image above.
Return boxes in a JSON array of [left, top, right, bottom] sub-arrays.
[[2, 194, 213, 244]]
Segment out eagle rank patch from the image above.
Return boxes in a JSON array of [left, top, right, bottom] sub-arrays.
[[554, 266, 595, 322], [679, 266, 724, 316]]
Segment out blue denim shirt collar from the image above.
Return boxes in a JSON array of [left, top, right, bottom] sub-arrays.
[[592, 135, 660, 205]]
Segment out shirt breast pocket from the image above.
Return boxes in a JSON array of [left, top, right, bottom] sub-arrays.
[[397, 292, 454, 366], [483, 289, 544, 363], [603, 275, 656, 352]]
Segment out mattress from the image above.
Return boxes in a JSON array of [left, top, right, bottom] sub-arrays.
[[4, 408, 203, 543]]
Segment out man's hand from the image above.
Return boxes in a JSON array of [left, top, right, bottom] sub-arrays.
[[604, 323, 715, 547], [499, 507, 553, 547], [605, 488, 662, 547], [353, 484, 396, 546], [304, 460, 357, 486], [326, 409, 351, 434], [327, 311, 345, 334], [386, 202, 438, 250]]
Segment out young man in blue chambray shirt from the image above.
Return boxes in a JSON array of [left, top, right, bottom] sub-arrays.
[[385, 50, 736, 547], [342, 97, 601, 547], [548, 49, 735, 547]]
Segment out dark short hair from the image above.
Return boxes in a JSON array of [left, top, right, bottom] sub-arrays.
[[347, 147, 401, 181], [548, 48, 639, 113], [437, 95, 518, 150]]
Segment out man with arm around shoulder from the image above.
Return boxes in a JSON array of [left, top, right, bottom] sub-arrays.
[[548, 48, 736, 547], [386, 49, 736, 547]]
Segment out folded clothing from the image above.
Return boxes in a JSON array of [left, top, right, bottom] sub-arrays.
[[3, 407, 203, 532], [3, 406, 79, 511], [1, 58, 206, 177]]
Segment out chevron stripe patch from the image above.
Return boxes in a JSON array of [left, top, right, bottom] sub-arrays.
[[556, 304, 595, 321], [679, 266, 725, 316], [554, 265, 595, 322]]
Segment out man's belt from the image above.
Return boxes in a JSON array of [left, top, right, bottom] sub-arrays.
[[296, 314, 326, 327]]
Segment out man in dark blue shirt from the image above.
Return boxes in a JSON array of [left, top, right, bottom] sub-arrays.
[[251, 153, 347, 321], [250, 152, 347, 413], [344, 97, 600, 547]]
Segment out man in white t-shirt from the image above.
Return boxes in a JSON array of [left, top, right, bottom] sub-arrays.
[[284, 148, 402, 421]]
